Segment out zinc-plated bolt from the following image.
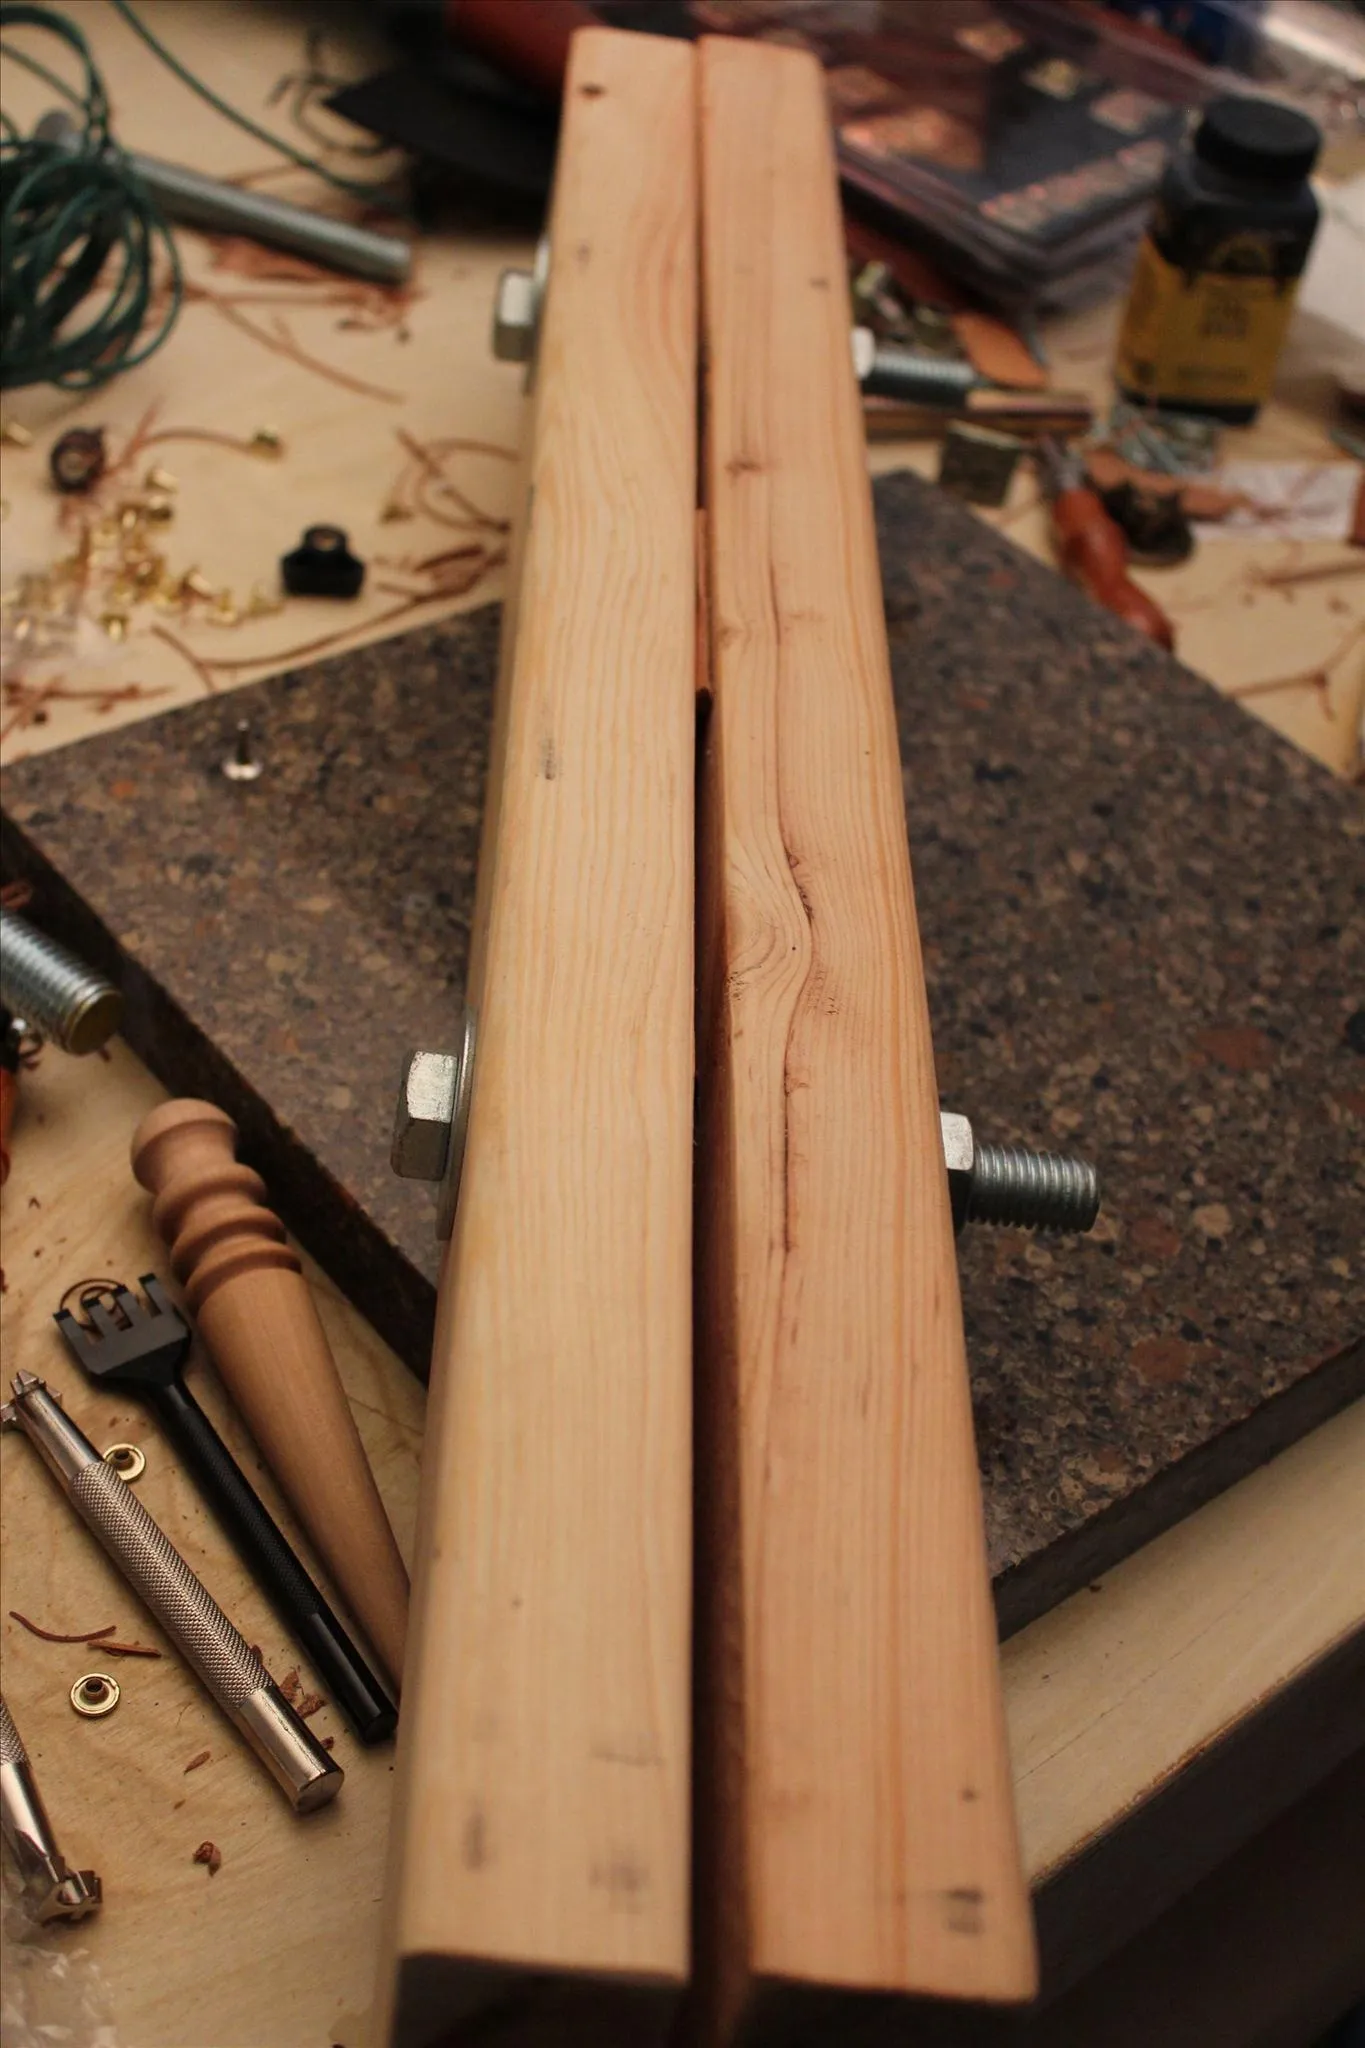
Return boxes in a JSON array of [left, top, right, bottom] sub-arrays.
[[851, 325, 980, 407], [0, 909, 122, 1056], [940, 1110, 1099, 1235]]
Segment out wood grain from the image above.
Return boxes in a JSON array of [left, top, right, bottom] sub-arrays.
[[377, 28, 698, 2045], [693, 34, 1035, 2033]]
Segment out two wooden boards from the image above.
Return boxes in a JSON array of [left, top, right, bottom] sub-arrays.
[[380, 27, 1034, 2044]]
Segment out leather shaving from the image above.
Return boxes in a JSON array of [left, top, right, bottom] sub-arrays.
[[9, 1611, 118, 1645]]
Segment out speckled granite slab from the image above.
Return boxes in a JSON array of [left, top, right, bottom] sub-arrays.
[[4, 472, 1361, 1633]]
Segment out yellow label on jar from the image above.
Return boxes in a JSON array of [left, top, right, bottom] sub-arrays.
[[1115, 235, 1302, 407]]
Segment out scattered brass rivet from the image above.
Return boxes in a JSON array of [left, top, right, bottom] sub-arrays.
[[142, 495, 175, 523], [118, 506, 141, 533], [143, 465, 178, 493], [103, 1442, 146, 1481], [1, 417, 34, 448], [250, 426, 283, 456], [180, 568, 215, 601], [244, 584, 284, 618], [71, 1672, 120, 1718], [100, 611, 129, 641]]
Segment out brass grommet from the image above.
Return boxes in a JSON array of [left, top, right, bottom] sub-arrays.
[[103, 1442, 146, 1482], [70, 1673, 120, 1718]]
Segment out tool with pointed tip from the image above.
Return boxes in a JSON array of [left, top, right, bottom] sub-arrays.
[[1, 1372, 342, 1813], [55, 1278, 396, 1744], [130, 1100, 408, 1691], [1, 1692, 102, 1924]]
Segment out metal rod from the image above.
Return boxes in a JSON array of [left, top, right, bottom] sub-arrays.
[[35, 110, 411, 287]]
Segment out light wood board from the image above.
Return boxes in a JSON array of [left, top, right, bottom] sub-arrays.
[[377, 28, 698, 2046], [693, 34, 1034, 2036]]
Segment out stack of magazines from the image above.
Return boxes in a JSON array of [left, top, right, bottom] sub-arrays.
[[686, 0, 1208, 308]]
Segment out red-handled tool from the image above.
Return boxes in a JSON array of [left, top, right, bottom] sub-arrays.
[[1035, 437, 1176, 651]]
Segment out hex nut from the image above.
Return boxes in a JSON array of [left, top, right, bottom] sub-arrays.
[[391, 1050, 458, 1181], [939, 1109, 974, 1233], [493, 268, 538, 363]]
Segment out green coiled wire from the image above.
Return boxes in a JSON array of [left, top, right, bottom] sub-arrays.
[[0, 2, 182, 390]]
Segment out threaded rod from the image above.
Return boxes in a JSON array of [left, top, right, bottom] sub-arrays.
[[0, 910, 122, 1055], [966, 1141, 1099, 1234]]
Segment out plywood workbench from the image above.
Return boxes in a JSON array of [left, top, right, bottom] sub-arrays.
[[2, 1040, 1362, 2046]]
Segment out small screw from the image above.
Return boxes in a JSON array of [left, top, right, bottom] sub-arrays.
[[221, 719, 263, 783]]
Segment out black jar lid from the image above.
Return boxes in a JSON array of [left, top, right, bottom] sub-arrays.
[[1194, 96, 1321, 183]]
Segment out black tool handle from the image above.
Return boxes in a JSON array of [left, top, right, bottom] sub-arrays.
[[148, 1380, 396, 1744]]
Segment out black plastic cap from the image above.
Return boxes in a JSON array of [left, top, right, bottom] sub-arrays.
[[1194, 96, 1321, 184], [281, 525, 365, 600]]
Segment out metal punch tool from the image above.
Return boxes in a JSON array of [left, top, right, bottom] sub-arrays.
[[1, 1373, 342, 1813], [0, 1692, 101, 1922]]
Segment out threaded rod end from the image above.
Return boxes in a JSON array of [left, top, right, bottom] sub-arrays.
[[0, 910, 122, 1055], [966, 1141, 1099, 1234]]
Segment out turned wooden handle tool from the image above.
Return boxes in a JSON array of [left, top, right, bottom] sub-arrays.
[[130, 1099, 409, 1691]]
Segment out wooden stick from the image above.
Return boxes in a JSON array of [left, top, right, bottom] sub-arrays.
[[131, 1101, 409, 1690], [693, 35, 1036, 2037], [377, 27, 697, 2044]]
